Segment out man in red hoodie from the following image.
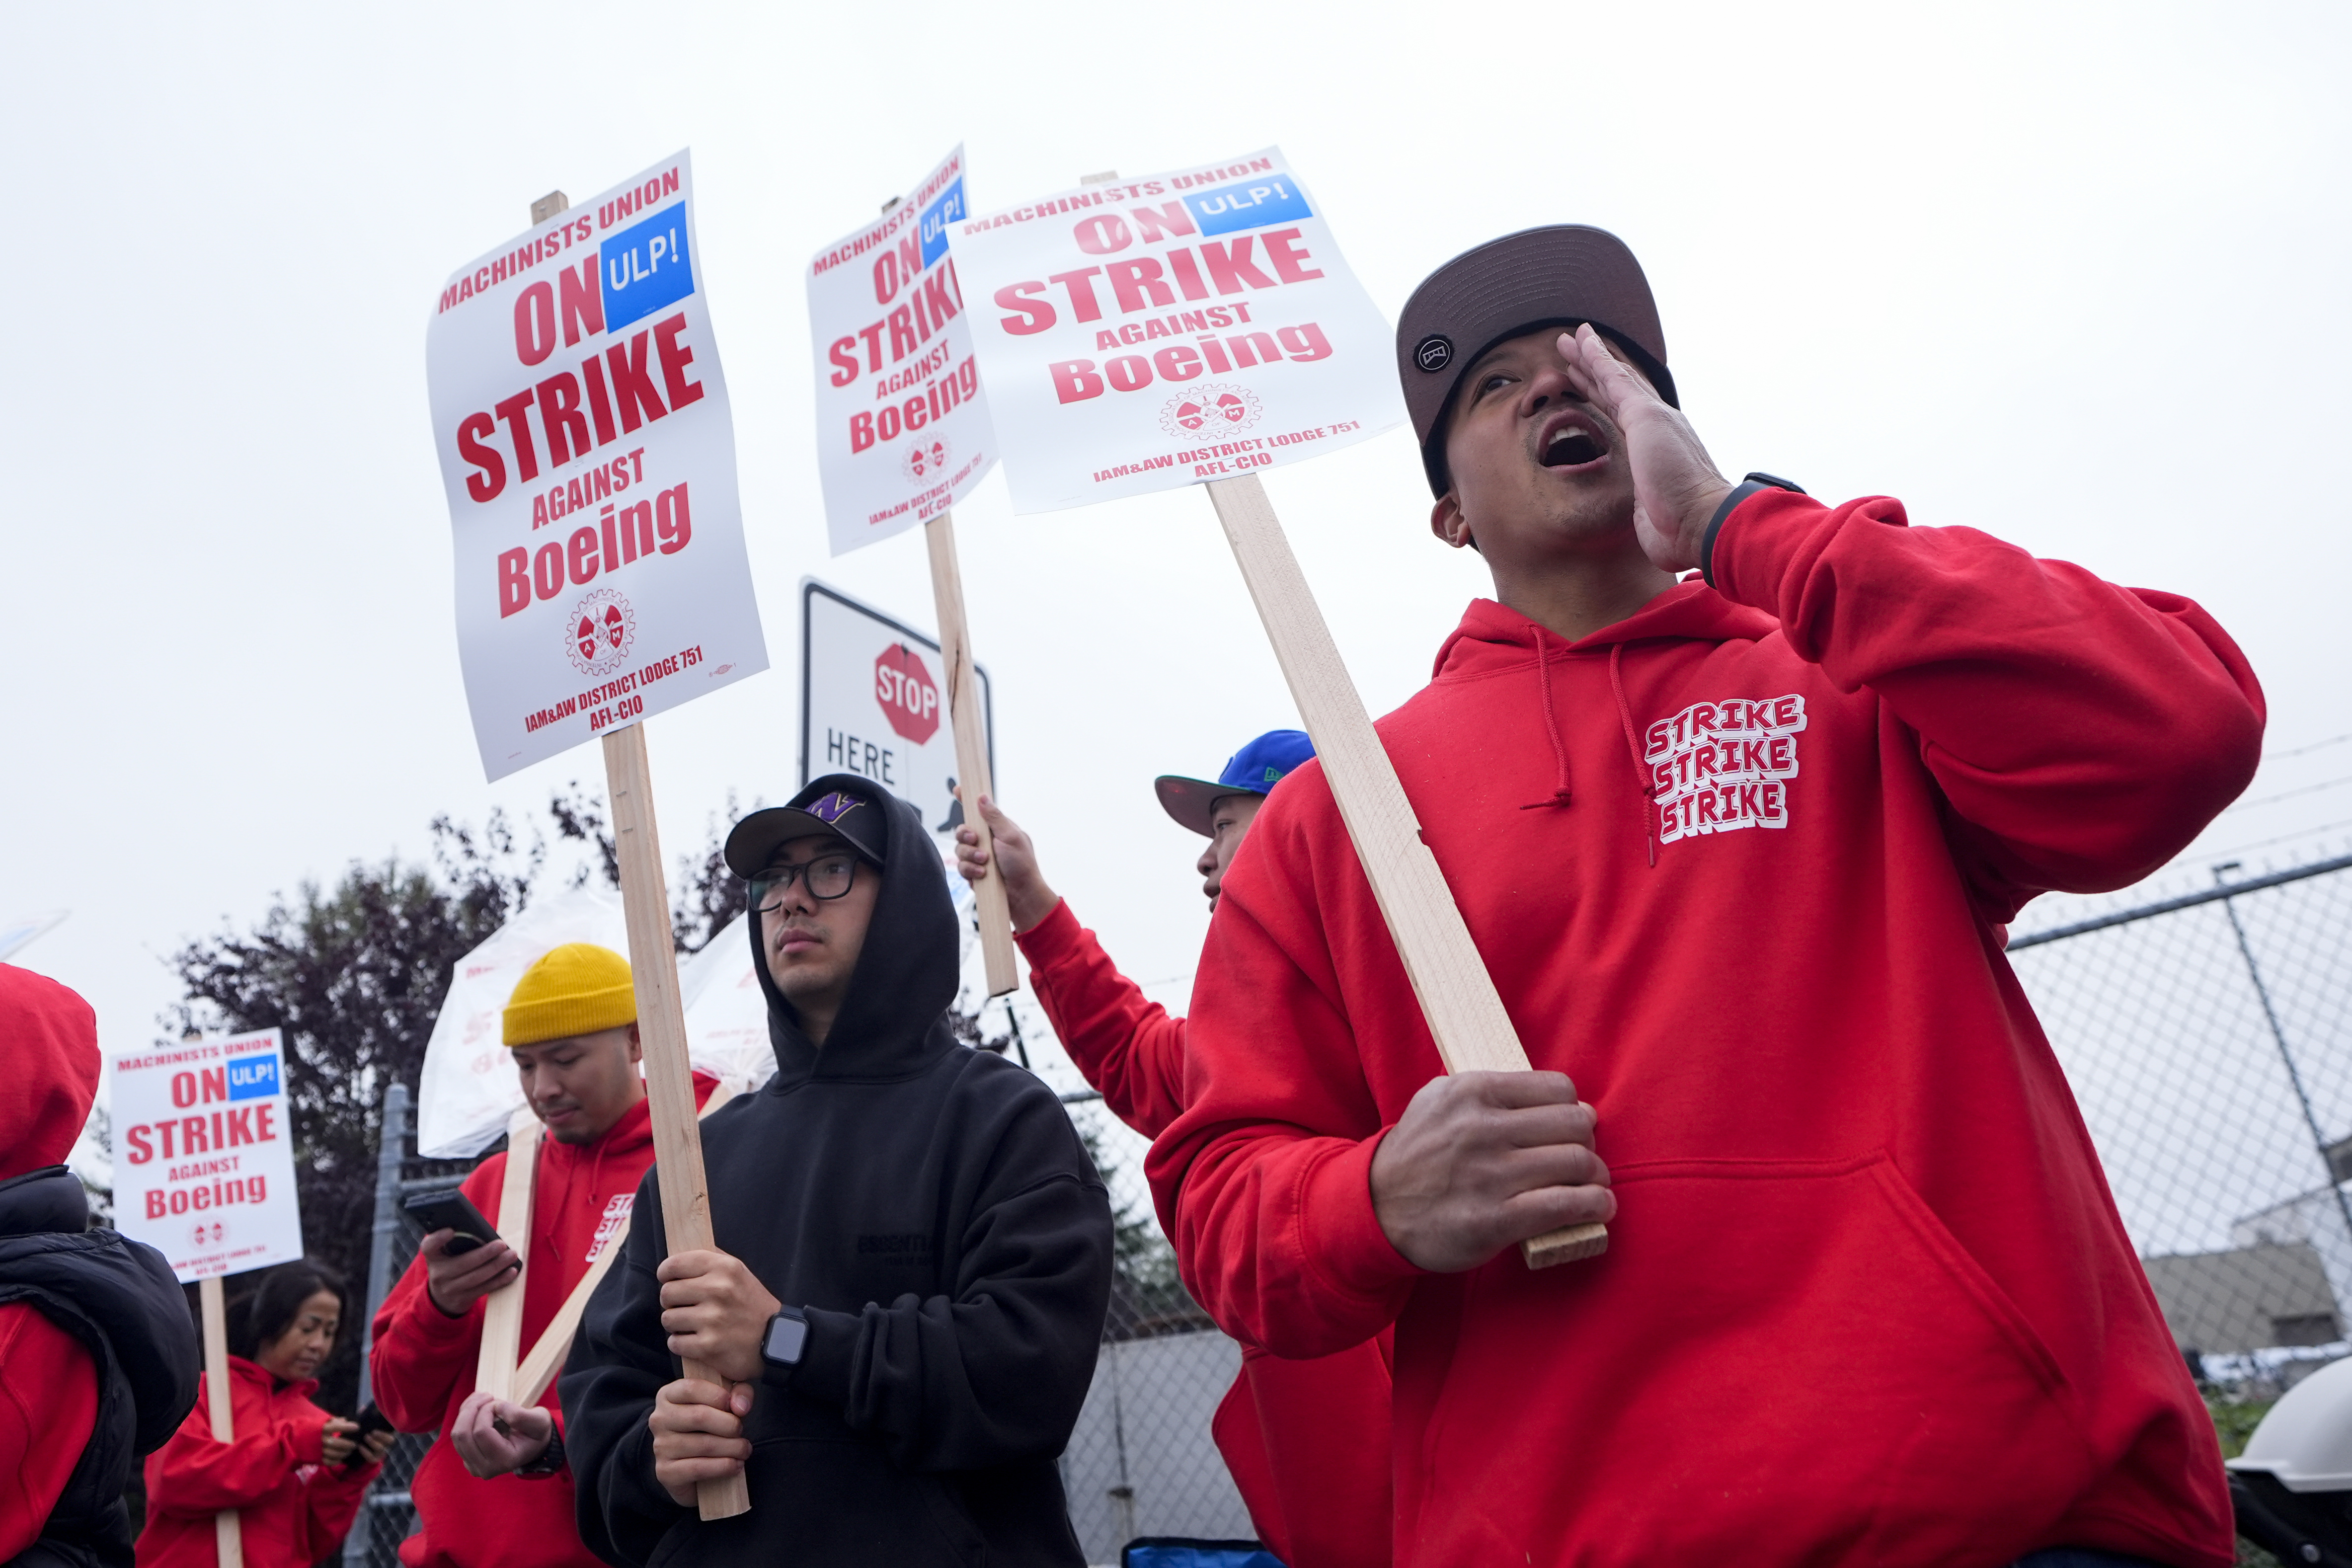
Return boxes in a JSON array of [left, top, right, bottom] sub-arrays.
[[369, 944, 715, 1568], [955, 733, 1393, 1568], [1145, 226, 2265, 1568]]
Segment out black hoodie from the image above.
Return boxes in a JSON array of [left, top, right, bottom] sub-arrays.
[[0, 1165, 201, 1568], [563, 777, 1113, 1568]]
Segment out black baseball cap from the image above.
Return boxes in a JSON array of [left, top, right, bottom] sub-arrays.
[[724, 775, 889, 877], [1395, 224, 1675, 496]]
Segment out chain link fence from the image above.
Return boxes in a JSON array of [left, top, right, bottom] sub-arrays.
[[2008, 853, 2352, 1400], [339, 851, 2352, 1564]]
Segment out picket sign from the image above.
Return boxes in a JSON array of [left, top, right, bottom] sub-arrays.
[[500, 186, 750, 1519], [805, 170, 1015, 995], [197, 1276, 244, 1568], [924, 510, 1016, 994], [1079, 173, 1605, 1269]]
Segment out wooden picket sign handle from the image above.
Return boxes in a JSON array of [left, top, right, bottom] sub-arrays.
[[523, 184, 746, 1516], [926, 512, 1018, 996], [513, 1081, 736, 1409], [473, 1107, 541, 1403], [197, 1275, 245, 1568], [601, 722, 753, 1518], [1204, 476, 1608, 1269]]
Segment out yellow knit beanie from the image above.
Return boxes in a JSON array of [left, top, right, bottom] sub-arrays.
[[502, 943, 637, 1047]]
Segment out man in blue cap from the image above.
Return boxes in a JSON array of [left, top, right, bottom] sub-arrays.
[[955, 731, 1393, 1568]]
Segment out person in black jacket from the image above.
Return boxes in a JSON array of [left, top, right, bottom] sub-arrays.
[[562, 776, 1113, 1568], [0, 964, 201, 1568]]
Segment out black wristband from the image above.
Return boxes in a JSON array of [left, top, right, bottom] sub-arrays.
[[1699, 471, 1808, 587], [516, 1425, 566, 1478]]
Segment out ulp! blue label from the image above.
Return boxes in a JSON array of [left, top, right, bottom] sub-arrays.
[[601, 203, 695, 333], [1183, 178, 1312, 238], [226, 1055, 280, 1102], [919, 179, 966, 270]]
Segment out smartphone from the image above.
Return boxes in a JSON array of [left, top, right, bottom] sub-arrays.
[[401, 1188, 502, 1255], [342, 1402, 395, 1470]]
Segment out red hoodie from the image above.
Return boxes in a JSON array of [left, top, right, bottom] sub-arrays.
[[0, 964, 103, 1560], [136, 1355, 375, 1568], [368, 1074, 715, 1568], [1147, 492, 2262, 1568], [1018, 902, 1393, 1568]]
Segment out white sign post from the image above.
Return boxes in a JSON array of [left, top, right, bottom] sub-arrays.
[[425, 166, 760, 1518], [114, 1028, 306, 1568], [953, 157, 1606, 1269], [805, 154, 1016, 995], [799, 578, 993, 875]]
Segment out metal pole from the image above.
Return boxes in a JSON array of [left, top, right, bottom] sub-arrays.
[[344, 1081, 409, 1568], [2212, 865, 2352, 1256]]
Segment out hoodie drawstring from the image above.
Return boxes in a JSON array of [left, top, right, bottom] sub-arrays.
[[1609, 642, 1658, 868], [1519, 625, 1575, 811]]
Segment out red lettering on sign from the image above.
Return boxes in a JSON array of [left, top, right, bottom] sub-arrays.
[[1052, 360, 1105, 403], [514, 282, 558, 366]]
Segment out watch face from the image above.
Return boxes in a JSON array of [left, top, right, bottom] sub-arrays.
[[764, 1312, 810, 1366]]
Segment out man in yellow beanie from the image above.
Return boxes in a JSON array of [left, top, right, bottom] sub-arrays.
[[366, 943, 720, 1568]]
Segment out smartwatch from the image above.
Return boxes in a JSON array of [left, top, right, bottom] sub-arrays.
[[762, 1306, 810, 1372], [1699, 471, 1808, 587]]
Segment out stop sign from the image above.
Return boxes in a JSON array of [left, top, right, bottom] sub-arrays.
[[873, 644, 941, 744]]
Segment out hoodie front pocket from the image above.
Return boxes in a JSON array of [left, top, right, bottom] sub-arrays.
[[1415, 1151, 2096, 1568]]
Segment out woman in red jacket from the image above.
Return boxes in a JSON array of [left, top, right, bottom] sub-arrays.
[[137, 1259, 391, 1568]]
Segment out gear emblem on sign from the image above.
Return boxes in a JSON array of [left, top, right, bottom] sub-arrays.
[[563, 587, 637, 676], [1159, 383, 1263, 439], [900, 437, 952, 485]]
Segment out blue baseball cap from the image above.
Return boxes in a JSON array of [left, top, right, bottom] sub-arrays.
[[1154, 730, 1315, 838]]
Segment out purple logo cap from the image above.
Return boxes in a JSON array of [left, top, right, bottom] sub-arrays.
[[804, 791, 864, 825]]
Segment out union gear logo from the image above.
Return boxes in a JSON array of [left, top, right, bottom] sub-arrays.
[[587, 1193, 634, 1263], [1158, 383, 1262, 439], [1643, 694, 1809, 845], [564, 587, 637, 676], [900, 437, 951, 485]]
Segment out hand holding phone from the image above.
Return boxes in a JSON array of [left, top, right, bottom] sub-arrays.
[[337, 1405, 397, 1471], [401, 1189, 501, 1255], [404, 1190, 519, 1316]]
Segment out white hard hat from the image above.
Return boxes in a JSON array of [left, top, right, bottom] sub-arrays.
[[2232, 1358, 2352, 1493]]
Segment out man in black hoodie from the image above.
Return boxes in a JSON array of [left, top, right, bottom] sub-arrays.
[[562, 777, 1113, 1568], [0, 964, 200, 1568]]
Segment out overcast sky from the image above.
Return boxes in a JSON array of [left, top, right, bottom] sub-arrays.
[[6, 3, 2348, 1182]]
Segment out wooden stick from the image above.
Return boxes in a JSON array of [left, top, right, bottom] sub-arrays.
[[925, 511, 1018, 996], [513, 1082, 736, 1409], [601, 722, 752, 1518], [1204, 475, 1608, 1269], [198, 1275, 245, 1568], [475, 1106, 540, 1404]]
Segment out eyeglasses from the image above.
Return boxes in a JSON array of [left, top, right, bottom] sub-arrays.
[[752, 853, 858, 911]]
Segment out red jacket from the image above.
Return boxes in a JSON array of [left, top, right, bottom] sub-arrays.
[[0, 962, 106, 1560], [0, 1305, 98, 1559], [368, 1077, 714, 1568], [136, 1356, 375, 1568], [1148, 492, 2262, 1568], [1020, 902, 1393, 1568]]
